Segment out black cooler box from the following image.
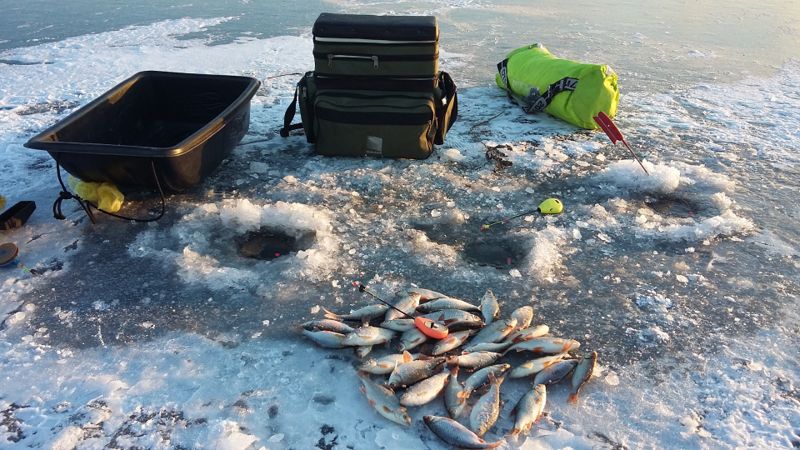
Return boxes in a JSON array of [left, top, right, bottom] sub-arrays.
[[312, 13, 439, 78]]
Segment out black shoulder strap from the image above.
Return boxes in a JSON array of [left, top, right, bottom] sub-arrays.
[[497, 59, 511, 99], [434, 71, 458, 145], [522, 77, 578, 113], [496, 59, 578, 113], [279, 77, 306, 137]]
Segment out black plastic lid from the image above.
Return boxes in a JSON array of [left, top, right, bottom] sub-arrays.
[[313, 13, 438, 42], [0, 242, 19, 266]]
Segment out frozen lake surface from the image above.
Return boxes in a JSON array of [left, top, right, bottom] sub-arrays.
[[1, 1, 798, 448]]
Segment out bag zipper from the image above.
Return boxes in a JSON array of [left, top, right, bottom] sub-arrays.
[[319, 52, 439, 68], [327, 54, 380, 68], [315, 99, 434, 125]]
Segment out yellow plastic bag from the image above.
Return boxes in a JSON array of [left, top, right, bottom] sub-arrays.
[[68, 176, 124, 212]]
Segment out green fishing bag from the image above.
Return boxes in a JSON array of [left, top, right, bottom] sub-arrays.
[[281, 71, 458, 159], [496, 44, 619, 129]]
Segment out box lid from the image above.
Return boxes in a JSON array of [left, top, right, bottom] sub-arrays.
[[313, 13, 438, 42]]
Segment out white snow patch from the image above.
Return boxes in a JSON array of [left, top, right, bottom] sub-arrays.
[[522, 226, 567, 282], [598, 160, 681, 194]]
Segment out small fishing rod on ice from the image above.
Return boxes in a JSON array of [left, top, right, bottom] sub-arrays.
[[354, 282, 449, 339], [480, 197, 564, 232]]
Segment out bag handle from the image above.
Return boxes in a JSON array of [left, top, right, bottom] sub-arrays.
[[280, 75, 309, 137], [434, 71, 458, 145]]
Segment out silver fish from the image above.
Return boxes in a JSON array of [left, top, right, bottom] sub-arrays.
[[387, 357, 446, 388], [533, 359, 578, 386], [509, 353, 570, 379], [431, 330, 473, 355], [357, 372, 412, 427], [422, 309, 484, 331], [322, 304, 389, 323], [358, 351, 415, 375], [301, 319, 355, 334], [302, 330, 346, 348], [469, 375, 504, 437], [398, 328, 428, 352], [470, 318, 518, 345], [461, 363, 511, 401], [416, 297, 481, 314], [480, 289, 500, 326], [446, 351, 503, 370], [399, 369, 450, 407], [379, 318, 416, 332], [462, 341, 513, 354], [385, 292, 422, 321], [504, 324, 550, 344], [355, 345, 373, 358], [510, 305, 534, 330], [342, 326, 395, 346], [444, 366, 467, 419], [506, 337, 581, 355], [510, 384, 546, 436], [405, 287, 449, 301], [568, 351, 598, 404], [423, 415, 504, 449]]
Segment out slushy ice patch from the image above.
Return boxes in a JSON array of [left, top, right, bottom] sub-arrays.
[[128, 200, 340, 291], [591, 161, 754, 242]]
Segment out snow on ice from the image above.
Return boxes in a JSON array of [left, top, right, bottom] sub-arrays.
[[0, 14, 798, 450]]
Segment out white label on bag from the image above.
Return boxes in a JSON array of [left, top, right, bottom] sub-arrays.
[[366, 136, 383, 156]]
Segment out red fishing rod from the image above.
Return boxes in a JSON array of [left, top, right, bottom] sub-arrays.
[[594, 111, 649, 175]]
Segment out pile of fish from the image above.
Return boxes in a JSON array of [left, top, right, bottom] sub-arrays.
[[300, 287, 598, 448]]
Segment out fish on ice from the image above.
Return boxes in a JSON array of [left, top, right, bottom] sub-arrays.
[[510, 384, 546, 436], [469, 374, 504, 437], [480, 289, 500, 325], [323, 304, 389, 323], [568, 351, 598, 404], [424, 415, 504, 449], [358, 372, 412, 427], [399, 369, 450, 407], [358, 351, 414, 375]]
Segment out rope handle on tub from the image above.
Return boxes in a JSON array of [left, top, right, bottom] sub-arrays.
[[52, 158, 166, 224]]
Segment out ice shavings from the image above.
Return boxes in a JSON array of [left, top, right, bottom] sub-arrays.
[[598, 160, 681, 194], [521, 225, 568, 282], [129, 200, 340, 291], [591, 161, 754, 242]]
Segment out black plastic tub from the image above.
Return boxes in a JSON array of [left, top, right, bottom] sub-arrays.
[[25, 71, 260, 192]]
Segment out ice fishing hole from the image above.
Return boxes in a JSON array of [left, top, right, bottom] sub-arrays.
[[645, 195, 698, 219], [463, 238, 527, 269], [237, 228, 316, 260]]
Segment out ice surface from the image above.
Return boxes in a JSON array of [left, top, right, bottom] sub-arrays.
[[0, 11, 798, 450]]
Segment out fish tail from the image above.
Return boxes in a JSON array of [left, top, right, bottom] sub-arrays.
[[321, 307, 340, 320]]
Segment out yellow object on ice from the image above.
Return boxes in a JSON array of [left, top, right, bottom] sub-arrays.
[[68, 176, 124, 213], [538, 198, 563, 214]]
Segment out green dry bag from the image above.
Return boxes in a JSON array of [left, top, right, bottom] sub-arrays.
[[495, 44, 619, 129]]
